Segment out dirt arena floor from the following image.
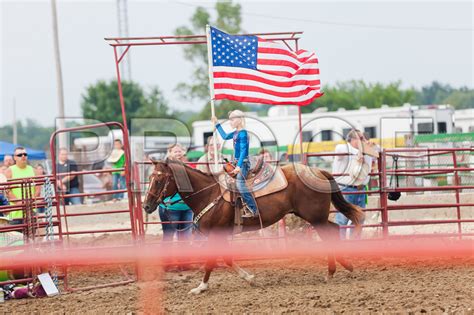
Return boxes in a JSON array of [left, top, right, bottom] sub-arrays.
[[1, 255, 473, 314]]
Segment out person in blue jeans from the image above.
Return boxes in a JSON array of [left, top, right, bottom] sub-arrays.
[[332, 129, 373, 239], [0, 173, 9, 217], [0, 192, 8, 217], [159, 193, 194, 242], [212, 110, 258, 218], [109, 139, 126, 201], [334, 186, 366, 239], [158, 143, 194, 242]]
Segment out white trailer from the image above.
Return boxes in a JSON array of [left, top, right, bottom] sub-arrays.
[[192, 104, 456, 150]]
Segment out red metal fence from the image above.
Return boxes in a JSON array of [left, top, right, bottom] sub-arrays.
[[0, 122, 137, 290], [382, 148, 474, 239], [307, 147, 474, 239]]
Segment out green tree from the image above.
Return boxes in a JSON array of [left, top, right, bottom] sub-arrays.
[[81, 80, 173, 130], [416, 81, 454, 105], [443, 88, 474, 109], [0, 120, 54, 152], [304, 80, 417, 113], [174, 0, 248, 121]]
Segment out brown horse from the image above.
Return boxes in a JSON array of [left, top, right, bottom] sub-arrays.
[[143, 159, 364, 294]]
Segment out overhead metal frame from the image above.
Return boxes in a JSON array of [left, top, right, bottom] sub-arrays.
[[105, 31, 307, 162]]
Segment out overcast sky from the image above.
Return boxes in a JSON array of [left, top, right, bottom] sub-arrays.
[[1, 0, 473, 127]]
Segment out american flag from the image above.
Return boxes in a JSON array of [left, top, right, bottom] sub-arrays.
[[209, 26, 322, 106]]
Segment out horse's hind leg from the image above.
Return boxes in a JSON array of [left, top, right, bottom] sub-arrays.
[[328, 221, 353, 272], [224, 256, 255, 285], [315, 222, 354, 274], [312, 222, 337, 281]]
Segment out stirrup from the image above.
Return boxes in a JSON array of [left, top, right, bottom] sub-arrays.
[[242, 206, 257, 218]]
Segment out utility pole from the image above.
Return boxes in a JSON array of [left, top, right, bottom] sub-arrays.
[[407, 104, 415, 192], [12, 98, 17, 145], [116, 0, 132, 81], [51, 0, 67, 148], [408, 105, 415, 147]]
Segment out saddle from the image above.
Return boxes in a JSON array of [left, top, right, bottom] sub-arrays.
[[249, 155, 265, 176], [223, 155, 265, 178], [218, 162, 288, 202]]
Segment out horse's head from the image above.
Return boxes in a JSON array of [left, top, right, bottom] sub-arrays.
[[143, 159, 178, 214]]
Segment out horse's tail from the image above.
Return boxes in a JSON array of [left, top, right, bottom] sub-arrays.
[[319, 169, 365, 235]]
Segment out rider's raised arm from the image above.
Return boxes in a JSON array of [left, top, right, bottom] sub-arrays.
[[236, 130, 249, 168], [215, 123, 234, 140]]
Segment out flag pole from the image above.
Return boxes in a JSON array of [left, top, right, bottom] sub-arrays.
[[295, 38, 306, 164], [205, 25, 219, 169]]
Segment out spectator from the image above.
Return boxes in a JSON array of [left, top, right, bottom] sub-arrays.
[[56, 148, 81, 205], [3, 155, 14, 168], [258, 149, 273, 162], [108, 139, 126, 201], [279, 152, 289, 163], [332, 129, 373, 239], [159, 143, 194, 243], [197, 136, 223, 174], [4, 147, 38, 225], [34, 164, 45, 177], [0, 215, 26, 282], [0, 164, 8, 175], [0, 173, 9, 217], [34, 164, 46, 214]]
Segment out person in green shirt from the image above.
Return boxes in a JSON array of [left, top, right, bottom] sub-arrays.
[[109, 139, 126, 201], [5, 147, 38, 225], [0, 217, 24, 281]]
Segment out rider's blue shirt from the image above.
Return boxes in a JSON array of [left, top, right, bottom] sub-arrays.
[[216, 123, 249, 168]]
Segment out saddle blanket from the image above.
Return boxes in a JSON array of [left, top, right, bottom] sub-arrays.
[[218, 166, 288, 202]]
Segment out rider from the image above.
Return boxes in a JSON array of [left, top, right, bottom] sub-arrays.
[[212, 110, 258, 218]]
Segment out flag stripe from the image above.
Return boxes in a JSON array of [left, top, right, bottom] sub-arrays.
[[257, 58, 319, 71], [214, 66, 319, 83], [257, 53, 318, 66], [258, 48, 316, 63], [214, 88, 322, 103], [213, 71, 320, 88], [214, 92, 323, 106], [214, 77, 320, 92], [257, 62, 319, 74], [259, 68, 320, 78], [214, 83, 320, 98]]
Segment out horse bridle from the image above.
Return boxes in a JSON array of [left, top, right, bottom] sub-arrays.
[[147, 170, 173, 204], [147, 168, 220, 205], [147, 165, 226, 228]]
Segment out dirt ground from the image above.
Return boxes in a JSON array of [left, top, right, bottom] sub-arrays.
[[1, 256, 473, 314]]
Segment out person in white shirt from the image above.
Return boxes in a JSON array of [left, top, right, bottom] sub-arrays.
[[196, 136, 224, 175], [332, 129, 374, 239]]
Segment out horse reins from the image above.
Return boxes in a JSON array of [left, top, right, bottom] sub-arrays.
[[148, 169, 220, 206]]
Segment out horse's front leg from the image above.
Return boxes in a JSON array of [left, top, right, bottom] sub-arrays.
[[189, 258, 215, 294]]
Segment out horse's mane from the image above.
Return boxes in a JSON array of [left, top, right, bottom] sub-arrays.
[[164, 159, 214, 177]]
